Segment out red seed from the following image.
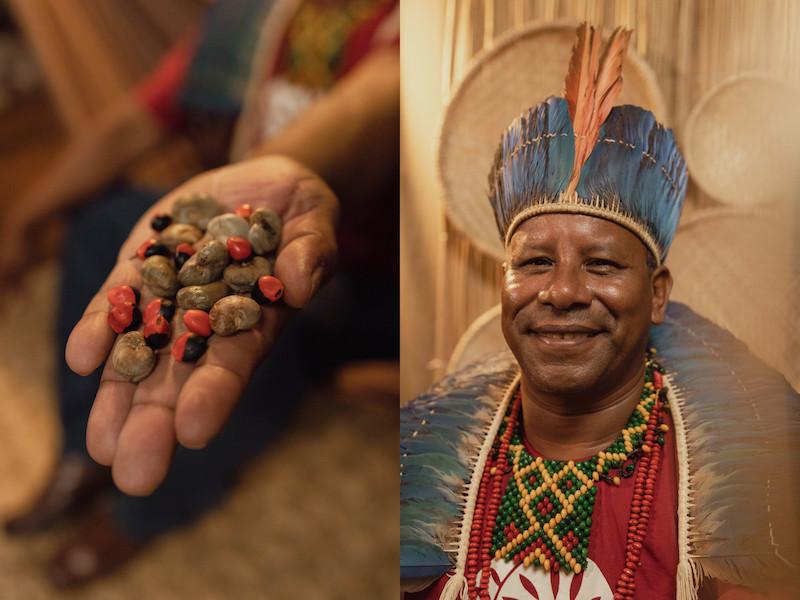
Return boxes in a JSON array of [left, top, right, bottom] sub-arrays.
[[235, 203, 252, 219], [110, 303, 134, 328], [175, 243, 196, 257], [253, 275, 284, 304], [144, 315, 171, 349], [172, 332, 189, 362], [226, 236, 253, 261], [144, 314, 170, 337], [183, 309, 212, 337], [107, 285, 137, 306], [144, 299, 161, 323], [136, 239, 156, 260], [107, 311, 127, 334]]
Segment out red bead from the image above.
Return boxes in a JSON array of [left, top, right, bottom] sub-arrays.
[[144, 315, 171, 349], [137, 239, 156, 260], [109, 303, 133, 329], [175, 242, 196, 257], [227, 236, 253, 261], [235, 203, 253, 218], [183, 309, 212, 337], [253, 275, 284, 304], [107, 285, 137, 306]]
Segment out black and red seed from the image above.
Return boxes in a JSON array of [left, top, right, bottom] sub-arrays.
[[144, 314, 171, 349], [144, 298, 176, 323], [174, 242, 196, 270], [108, 303, 142, 334], [137, 239, 170, 260], [150, 214, 173, 232], [172, 332, 207, 362]]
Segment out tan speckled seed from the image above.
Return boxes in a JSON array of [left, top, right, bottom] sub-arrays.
[[222, 256, 273, 293], [209, 295, 261, 336], [160, 223, 203, 251], [176, 281, 231, 311], [206, 214, 249, 243], [248, 208, 281, 254], [141, 255, 179, 297], [178, 240, 230, 286], [171, 194, 223, 230], [111, 332, 156, 382]]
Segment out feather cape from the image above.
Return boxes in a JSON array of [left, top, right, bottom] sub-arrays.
[[400, 302, 800, 598]]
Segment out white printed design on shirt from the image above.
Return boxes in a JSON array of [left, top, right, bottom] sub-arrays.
[[476, 557, 613, 600]]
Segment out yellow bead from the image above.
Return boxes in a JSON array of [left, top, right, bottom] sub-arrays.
[[495, 550, 502, 559], [555, 514, 562, 523], [560, 546, 567, 557], [613, 476, 621, 485], [580, 485, 587, 493], [555, 540, 563, 551], [565, 552, 572, 562], [516, 534, 523, 544], [592, 471, 599, 481], [660, 424, 670, 432], [543, 559, 550, 571], [490, 467, 497, 475], [524, 555, 532, 567], [539, 554, 546, 565], [566, 504, 574, 514], [560, 508, 567, 518], [642, 444, 651, 454], [598, 451, 606, 459], [523, 530, 530, 539], [574, 563, 582, 574], [569, 557, 576, 567], [534, 548, 541, 558]]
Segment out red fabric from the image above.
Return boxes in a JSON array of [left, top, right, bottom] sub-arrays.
[[409, 412, 680, 599], [134, 30, 198, 130], [337, 0, 399, 79]]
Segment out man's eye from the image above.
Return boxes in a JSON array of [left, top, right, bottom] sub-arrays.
[[586, 259, 621, 271], [522, 257, 552, 267]]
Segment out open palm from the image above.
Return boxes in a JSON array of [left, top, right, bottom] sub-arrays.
[[65, 156, 338, 496]]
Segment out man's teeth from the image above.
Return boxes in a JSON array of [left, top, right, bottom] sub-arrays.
[[538, 332, 594, 339]]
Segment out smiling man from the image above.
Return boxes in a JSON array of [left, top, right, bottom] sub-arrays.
[[401, 23, 799, 600]]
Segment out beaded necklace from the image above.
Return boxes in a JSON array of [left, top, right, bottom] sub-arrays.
[[465, 353, 669, 600]]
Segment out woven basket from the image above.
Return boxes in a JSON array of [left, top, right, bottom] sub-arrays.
[[684, 74, 800, 207], [437, 19, 669, 261]]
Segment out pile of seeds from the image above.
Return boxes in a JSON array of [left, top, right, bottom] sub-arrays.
[[107, 194, 284, 383]]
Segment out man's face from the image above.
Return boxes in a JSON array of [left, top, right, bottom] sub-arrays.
[[501, 213, 672, 399]]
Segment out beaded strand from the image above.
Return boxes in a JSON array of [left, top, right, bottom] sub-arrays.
[[465, 355, 669, 599]]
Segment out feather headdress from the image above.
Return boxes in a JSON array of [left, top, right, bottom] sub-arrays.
[[488, 23, 687, 263]]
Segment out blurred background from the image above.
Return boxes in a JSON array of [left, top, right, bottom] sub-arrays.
[[401, 0, 800, 401], [0, 0, 398, 598]]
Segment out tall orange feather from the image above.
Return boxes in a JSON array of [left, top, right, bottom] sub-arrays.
[[563, 23, 632, 196]]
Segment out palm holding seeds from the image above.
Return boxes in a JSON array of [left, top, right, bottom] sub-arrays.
[[112, 198, 282, 379], [65, 157, 339, 496]]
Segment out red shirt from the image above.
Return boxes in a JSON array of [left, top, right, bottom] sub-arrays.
[[411, 413, 679, 599]]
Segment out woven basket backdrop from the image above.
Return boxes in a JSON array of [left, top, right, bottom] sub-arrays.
[[400, 0, 800, 399]]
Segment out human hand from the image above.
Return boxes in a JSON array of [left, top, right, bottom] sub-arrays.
[[65, 156, 338, 496]]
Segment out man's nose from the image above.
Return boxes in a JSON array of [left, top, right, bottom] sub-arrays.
[[538, 265, 592, 309]]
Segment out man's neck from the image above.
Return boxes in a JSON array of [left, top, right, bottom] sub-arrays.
[[519, 363, 646, 461]]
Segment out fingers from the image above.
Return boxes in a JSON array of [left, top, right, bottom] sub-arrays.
[[65, 260, 142, 375], [111, 403, 177, 496], [274, 178, 339, 308], [85, 364, 136, 465], [174, 305, 289, 448]]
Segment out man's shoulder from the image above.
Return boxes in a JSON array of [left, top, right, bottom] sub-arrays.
[[400, 350, 518, 584]]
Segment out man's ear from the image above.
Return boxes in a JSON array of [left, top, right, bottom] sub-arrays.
[[650, 265, 673, 325]]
